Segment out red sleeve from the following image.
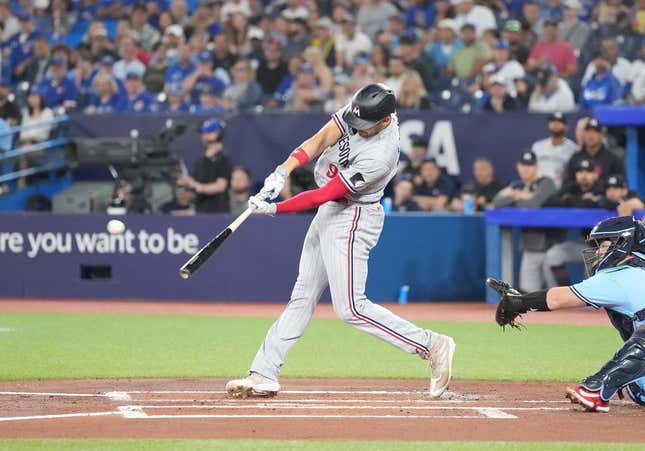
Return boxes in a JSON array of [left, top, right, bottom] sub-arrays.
[[275, 175, 352, 214]]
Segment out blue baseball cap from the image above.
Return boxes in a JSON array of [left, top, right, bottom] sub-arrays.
[[125, 70, 142, 80], [199, 118, 222, 134], [16, 11, 32, 21], [354, 52, 369, 64], [100, 55, 115, 65], [494, 39, 510, 50], [197, 50, 212, 63]]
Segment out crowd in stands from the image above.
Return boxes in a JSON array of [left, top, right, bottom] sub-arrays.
[[0, 0, 641, 118]]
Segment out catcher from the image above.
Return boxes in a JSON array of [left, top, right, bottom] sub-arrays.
[[488, 215, 645, 412]]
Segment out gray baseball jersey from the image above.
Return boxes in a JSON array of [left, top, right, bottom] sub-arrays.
[[531, 137, 578, 189], [314, 104, 399, 204], [249, 106, 437, 381]]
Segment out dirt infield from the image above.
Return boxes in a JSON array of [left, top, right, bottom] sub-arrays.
[[1, 378, 644, 442], [0, 299, 611, 326], [2, 299, 637, 443]]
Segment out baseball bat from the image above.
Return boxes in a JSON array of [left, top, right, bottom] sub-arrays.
[[179, 207, 253, 279]]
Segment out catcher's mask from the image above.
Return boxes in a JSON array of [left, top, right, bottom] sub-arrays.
[[582, 216, 645, 277]]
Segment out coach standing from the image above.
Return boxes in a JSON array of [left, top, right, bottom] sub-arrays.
[[178, 119, 232, 213]]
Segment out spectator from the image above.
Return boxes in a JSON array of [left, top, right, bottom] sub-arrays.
[[7, 12, 39, 82], [531, 112, 579, 188], [15, 89, 53, 188], [526, 20, 577, 78], [164, 43, 195, 87], [169, 0, 190, 27], [178, 119, 232, 214], [92, 55, 127, 97], [393, 177, 421, 212], [0, 79, 22, 126], [159, 83, 190, 113], [284, 63, 324, 111], [87, 24, 115, 61], [36, 55, 78, 110], [492, 150, 558, 291], [162, 24, 185, 58], [397, 32, 434, 93], [479, 74, 519, 112], [124, 71, 158, 113], [283, 16, 310, 58], [212, 34, 237, 72], [546, 156, 604, 208], [72, 49, 95, 108], [185, 0, 216, 36], [452, 0, 496, 37], [581, 37, 632, 88], [303, 46, 332, 94], [192, 84, 224, 114], [182, 50, 226, 106], [24, 35, 50, 86], [85, 72, 125, 114], [245, 27, 266, 65], [401, 134, 428, 181], [449, 23, 491, 81], [159, 185, 195, 215], [357, 0, 398, 39], [513, 74, 535, 108], [542, 0, 564, 22], [311, 17, 337, 68], [256, 38, 288, 98], [502, 19, 530, 65], [413, 158, 457, 211], [113, 35, 146, 80], [579, 53, 623, 110], [597, 174, 641, 211], [143, 42, 169, 93], [19, 90, 53, 145], [385, 55, 408, 96], [131, 4, 160, 52], [324, 74, 351, 113], [565, 118, 624, 183], [397, 70, 431, 110], [528, 65, 575, 112], [0, 2, 19, 43], [558, 0, 590, 53], [221, 59, 263, 111], [522, 1, 544, 40], [335, 14, 372, 70], [490, 38, 525, 96], [229, 165, 252, 215], [449, 157, 503, 212], [630, 41, 645, 105], [426, 18, 463, 71]]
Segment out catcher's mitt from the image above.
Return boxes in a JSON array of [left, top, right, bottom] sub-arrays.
[[486, 277, 525, 329]]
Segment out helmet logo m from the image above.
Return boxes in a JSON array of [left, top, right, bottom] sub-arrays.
[[353, 105, 360, 117]]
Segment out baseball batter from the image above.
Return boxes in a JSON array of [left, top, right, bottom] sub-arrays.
[[226, 84, 456, 398]]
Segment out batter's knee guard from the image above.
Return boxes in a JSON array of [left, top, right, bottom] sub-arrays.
[[581, 327, 645, 402]]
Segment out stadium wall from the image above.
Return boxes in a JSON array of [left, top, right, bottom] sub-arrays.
[[0, 212, 484, 302]]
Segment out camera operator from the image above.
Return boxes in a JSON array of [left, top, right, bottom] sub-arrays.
[[177, 118, 232, 213]]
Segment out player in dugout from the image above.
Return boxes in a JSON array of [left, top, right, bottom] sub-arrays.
[[225, 83, 456, 399], [488, 215, 645, 412]]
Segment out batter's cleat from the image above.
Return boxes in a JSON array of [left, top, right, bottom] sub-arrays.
[[565, 386, 610, 413], [428, 334, 456, 398], [225, 372, 280, 399]]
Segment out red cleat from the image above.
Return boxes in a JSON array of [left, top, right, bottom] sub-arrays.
[[566, 386, 610, 413]]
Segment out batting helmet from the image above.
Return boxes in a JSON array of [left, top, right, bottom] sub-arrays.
[[342, 83, 396, 131]]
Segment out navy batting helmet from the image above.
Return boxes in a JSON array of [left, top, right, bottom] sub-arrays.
[[342, 83, 396, 131]]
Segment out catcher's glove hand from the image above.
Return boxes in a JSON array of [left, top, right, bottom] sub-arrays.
[[486, 277, 526, 329]]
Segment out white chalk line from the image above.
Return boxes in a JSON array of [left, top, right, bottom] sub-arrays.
[[117, 405, 148, 418], [0, 412, 119, 422], [135, 404, 566, 411], [0, 391, 104, 398], [105, 391, 131, 401], [128, 414, 488, 420], [128, 397, 570, 404]]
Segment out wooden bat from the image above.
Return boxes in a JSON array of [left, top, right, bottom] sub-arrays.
[[179, 207, 253, 279]]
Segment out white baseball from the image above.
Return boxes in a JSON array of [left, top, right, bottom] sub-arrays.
[[107, 219, 126, 235]]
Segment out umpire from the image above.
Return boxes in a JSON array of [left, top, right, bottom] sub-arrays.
[[178, 119, 232, 213]]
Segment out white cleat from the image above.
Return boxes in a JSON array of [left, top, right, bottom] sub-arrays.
[[225, 372, 281, 399], [428, 334, 456, 398]]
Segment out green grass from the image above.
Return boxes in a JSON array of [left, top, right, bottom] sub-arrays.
[[0, 312, 621, 381], [0, 440, 628, 450]]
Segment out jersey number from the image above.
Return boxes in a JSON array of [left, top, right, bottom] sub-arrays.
[[326, 163, 338, 178]]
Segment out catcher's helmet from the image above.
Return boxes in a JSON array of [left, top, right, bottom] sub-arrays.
[[342, 83, 396, 131], [582, 216, 645, 276]]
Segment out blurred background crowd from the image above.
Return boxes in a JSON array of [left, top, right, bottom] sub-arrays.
[[0, 0, 642, 119]]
